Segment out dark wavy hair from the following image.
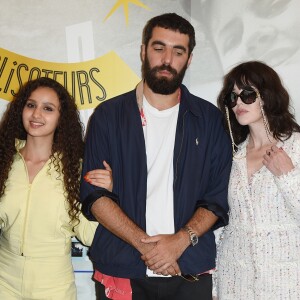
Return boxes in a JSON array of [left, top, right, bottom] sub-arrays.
[[0, 77, 84, 224], [217, 61, 300, 145], [142, 13, 196, 56]]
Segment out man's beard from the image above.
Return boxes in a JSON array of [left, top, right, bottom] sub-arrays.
[[142, 55, 188, 95]]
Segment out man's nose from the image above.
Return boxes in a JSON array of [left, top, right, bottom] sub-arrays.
[[162, 48, 173, 65]]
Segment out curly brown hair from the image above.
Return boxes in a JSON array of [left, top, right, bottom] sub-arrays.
[[217, 61, 300, 146], [0, 77, 84, 224]]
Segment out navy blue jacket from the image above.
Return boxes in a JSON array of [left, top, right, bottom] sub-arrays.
[[80, 84, 232, 278]]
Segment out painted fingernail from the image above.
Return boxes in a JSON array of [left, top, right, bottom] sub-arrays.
[[84, 176, 92, 183]]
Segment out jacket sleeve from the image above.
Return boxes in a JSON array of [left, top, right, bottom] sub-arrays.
[[73, 212, 98, 246], [196, 109, 232, 230], [274, 167, 300, 220], [274, 133, 300, 220], [80, 105, 119, 221]]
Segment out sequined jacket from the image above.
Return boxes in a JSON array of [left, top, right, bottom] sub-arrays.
[[217, 132, 300, 299]]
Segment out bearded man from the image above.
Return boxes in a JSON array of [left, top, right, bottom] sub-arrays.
[[80, 13, 232, 300]]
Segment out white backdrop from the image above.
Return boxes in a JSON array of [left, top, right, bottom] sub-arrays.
[[1, 1, 300, 299], [1, 0, 300, 121]]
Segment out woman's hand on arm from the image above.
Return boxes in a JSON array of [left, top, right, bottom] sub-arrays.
[[84, 160, 113, 192]]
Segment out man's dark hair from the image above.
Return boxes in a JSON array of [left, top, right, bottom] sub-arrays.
[[142, 13, 196, 56]]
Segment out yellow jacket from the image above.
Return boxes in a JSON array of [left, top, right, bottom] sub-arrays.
[[0, 139, 97, 257]]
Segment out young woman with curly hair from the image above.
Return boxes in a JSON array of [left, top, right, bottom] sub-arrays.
[[0, 77, 112, 299]]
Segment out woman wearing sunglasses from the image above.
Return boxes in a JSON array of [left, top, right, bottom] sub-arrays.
[[216, 61, 300, 299]]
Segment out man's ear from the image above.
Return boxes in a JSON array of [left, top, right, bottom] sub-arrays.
[[187, 52, 193, 68], [141, 44, 146, 62]]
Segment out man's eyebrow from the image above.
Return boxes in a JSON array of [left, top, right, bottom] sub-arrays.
[[151, 40, 166, 47]]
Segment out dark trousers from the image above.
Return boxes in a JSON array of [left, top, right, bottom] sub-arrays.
[[95, 274, 212, 300]]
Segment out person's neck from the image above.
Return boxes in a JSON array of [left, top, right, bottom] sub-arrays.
[[20, 136, 53, 163], [143, 82, 180, 111], [248, 125, 276, 150]]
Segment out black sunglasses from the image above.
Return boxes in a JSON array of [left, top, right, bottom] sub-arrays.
[[224, 87, 258, 108]]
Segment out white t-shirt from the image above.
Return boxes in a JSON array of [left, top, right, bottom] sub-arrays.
[[142, 96, 179, 276]]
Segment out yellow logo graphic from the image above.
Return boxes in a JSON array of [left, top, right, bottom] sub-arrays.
[[104, 0, 150, 24], [0, 48, 140, 110]]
